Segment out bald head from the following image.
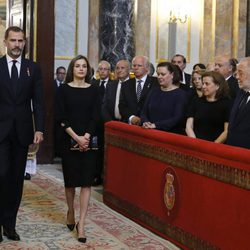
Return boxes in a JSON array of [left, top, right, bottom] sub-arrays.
[[115, 60, 130, 81], [214, 56, 234, 78]]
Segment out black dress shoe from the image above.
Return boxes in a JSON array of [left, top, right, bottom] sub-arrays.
[[3, 228, 20, 241], [76, 223, 86, 243], [24, 173, 31, 180], [0, 226, 3, 242], [66, 211, 75, 231]]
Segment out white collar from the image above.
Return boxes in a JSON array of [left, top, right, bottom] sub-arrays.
[[6, 54, 22, 64]]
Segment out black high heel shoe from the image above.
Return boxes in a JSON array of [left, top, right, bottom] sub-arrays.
[[76, 223, 87, 243], [66, 211, 75, 231]]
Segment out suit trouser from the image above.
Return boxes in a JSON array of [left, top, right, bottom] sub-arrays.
[[0, 126, 28, 229]]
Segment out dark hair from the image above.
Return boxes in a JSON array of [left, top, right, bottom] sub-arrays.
[[5, 26, 25, 40], [202, 71, 230, 100], [229, 58, 238, 73], [56, 66, 66, 74], [157, 62, 181, 85], [192, 63, 206, 70], [65, 55, 92, 84], [171, 54, 186, 64], [149, 62, 155, 76]]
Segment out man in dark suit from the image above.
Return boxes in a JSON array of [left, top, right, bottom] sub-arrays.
[[91, 60, 113, 101], [227, 57, 250, 149], [102, 59, 130, 122], [119, 55, 158, 125], [171, 54, 191, 87], [0, 26, 44, 242], [53, 66, 66, 159], [214, 56, 239, 100], [53, 66, 66, 93], [91, 60, 113, 185]]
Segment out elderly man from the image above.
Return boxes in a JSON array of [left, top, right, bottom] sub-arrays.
[[119, 55, 158, 125], [171, 54, 191, 86], [226, 57, 250, 149], [102, 59, 130, 122], [91, 60, 113, 102], [214, 56, 239, 100]]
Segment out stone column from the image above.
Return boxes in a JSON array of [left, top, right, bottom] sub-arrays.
[[99, 0, 135, 69]]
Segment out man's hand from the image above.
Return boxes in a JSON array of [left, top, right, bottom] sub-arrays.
[[131, 116, 141, 125], [33, 131, 44, 144]]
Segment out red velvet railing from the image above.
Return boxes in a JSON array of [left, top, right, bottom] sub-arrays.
[[103, 121, 250, 250]]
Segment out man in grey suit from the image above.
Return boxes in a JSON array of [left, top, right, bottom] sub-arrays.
[[0, 26, 44, 242], [102, 59, 130, 122], [227, 57, 250, 149]]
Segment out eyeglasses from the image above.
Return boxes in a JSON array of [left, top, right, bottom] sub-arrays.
[[57, 72, 66, 75], [99, 67, 110, 71]]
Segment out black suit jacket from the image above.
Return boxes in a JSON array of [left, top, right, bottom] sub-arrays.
[[0, 56, 44, 146], [227, 75, 239, 100], [102, 80, 121, 122], [119, 75, 158, 122], [227, 90, 250, 149], [91, 78, 114, 103], [184, 72, 191, 87]]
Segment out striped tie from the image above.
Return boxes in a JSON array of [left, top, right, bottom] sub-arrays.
[[136, 80, 142, 101]]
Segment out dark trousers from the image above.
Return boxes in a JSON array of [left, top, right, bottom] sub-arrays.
[[0, 125, 28, 229]]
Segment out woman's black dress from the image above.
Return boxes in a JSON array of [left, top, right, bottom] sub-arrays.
[[56, 84, 100, 187]]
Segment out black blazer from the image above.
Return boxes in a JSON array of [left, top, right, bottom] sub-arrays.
[[91, 78, 114, 103], [184, 72, 191, 87], [119, 75, 158, 122], [0, 56, 44, 146], [227, 90, 250, 149], [227, 75, 239, 100], [102, 80, 121, 122]]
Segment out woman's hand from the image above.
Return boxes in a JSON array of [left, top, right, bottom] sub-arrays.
[[75, 134, 90, 151], [142, 122, 156, 129]]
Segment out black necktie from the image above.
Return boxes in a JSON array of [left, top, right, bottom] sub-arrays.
[[239, 92, 250, 110], [11, 60, 18, 93], [99, 80, 106, 100]]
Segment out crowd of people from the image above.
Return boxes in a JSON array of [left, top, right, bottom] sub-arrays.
[[52, 52, 250, 244], [1, 25, 250, 245]]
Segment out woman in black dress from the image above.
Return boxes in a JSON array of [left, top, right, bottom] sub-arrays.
[[185, 71, 231, 143], [56, 55, 100, 243]]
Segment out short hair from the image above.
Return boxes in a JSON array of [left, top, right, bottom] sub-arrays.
[[171, 54, 186, 64], [56, 66, 66, 74], [229, 58, 238, 73], [192, 63, 206, 70], [132, 55, 150, 69], [201, 71, 230, 100], [65, 55, 92, 84], [5, 26, 25, 40], [149, 62, 155, 76], [157, 62, 182, 85], [98, 60, 111, 70]]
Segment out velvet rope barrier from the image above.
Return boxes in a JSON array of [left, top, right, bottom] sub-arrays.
[[103, 121, 250, 250]]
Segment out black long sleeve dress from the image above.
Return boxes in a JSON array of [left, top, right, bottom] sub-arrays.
[[56, 84, 101, 187]]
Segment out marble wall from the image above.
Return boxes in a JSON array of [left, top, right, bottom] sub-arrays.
[[99, 0, 135, 70], [88, 0, 100, 70], [201, 0, 247, 64], [54, 0, 248, 73]]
